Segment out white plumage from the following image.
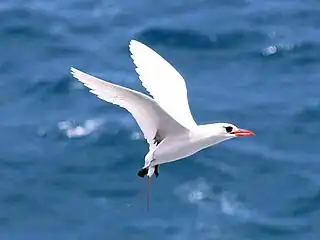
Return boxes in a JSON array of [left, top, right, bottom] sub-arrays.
[[129, 40, 197, 130], [71, 40, 254, 179], [70, 67, 187, 151]]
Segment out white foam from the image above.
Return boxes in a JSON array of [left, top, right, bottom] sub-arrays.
[[263, 45, 277, 56], [58, 119, 104, 138], [262, 43, 294, 56], [174, 178, 253, 221], [130, 131, 143, 140], [174, 178, 212, 204], [220, 192, 239, 216], [220, 192, 251, 220]]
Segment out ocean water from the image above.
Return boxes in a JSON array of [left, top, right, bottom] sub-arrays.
[[1, 0, 320, 239]]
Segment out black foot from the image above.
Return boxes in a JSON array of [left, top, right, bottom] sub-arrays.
[[155, 165, 159, 177], [137, 167, 148, 178]]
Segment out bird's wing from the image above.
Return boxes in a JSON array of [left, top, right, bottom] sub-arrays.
[[129, 40, 198, 130], [71, 67, 188, 150]]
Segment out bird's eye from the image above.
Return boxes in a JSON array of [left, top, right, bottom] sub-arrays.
[[225, 126, 233, 133]]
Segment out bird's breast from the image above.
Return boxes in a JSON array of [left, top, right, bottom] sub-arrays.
[[151, 133, 211, 165]]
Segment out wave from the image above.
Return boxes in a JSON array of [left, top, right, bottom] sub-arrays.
[[135, 27, 267, 50], [174, 178, 252, 220], [260, 41, 320, 65], [286, 189, 320, 218], [24, 76, 74, 96], [292, 101, 320, 123]]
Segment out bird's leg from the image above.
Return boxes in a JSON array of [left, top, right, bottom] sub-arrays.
[[154, 165, 159, 177]]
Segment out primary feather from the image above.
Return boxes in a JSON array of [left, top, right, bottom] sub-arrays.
[[70, 67, 187, 150], [129, 40, 198, 130]]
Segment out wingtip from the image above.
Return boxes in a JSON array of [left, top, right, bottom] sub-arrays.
[[129, 40, 137, 51], [129, 39, 145, 49], [70, 66, 76, 73], [129, 39, 148, 57], [70, 67, 81, 78], [129, 39, 138, 45]]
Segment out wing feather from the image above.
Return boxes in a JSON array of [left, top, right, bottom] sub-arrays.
[[129, 40, 198, 130], [70, 67, 187, 150]]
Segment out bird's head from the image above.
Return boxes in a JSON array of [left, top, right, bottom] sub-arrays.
[[209, 123, 255, 138]]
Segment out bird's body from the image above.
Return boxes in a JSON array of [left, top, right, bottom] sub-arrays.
[[144, 124, 233, 170], [71, 40, 254, 179]]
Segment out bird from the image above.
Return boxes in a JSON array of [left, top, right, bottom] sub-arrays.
[[70, 39, 255, 181]]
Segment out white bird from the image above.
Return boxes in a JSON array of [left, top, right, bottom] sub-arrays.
[[70, 40, 254, 180]]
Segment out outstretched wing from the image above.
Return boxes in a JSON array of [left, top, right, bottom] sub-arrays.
[[129, 40, 198, 130], [71, 67, 187, 150]]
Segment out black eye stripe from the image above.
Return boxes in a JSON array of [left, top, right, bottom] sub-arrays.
[[225, 126, 233, 133]]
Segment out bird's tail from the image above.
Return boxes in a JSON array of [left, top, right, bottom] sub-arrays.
[[135, 168, 153, 212], [132, 174, 152, 212], [147, 176, 151, 212], [137, 166, 159, 212]]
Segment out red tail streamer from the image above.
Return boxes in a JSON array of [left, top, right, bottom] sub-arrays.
[[147, 177, 152, 212]]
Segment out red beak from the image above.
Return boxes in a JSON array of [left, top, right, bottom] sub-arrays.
[[232, 129, 255, 136]]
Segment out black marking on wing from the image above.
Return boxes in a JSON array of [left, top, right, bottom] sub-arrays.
[[153, 130, 164, 146]]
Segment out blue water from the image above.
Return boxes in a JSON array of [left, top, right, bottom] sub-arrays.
[[1, 0, 320, 239]]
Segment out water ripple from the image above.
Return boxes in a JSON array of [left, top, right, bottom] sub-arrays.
[[136, 27, 267, 50]]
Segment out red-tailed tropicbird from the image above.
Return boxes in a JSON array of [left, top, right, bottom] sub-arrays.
[[71, 40, 255, 180]]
